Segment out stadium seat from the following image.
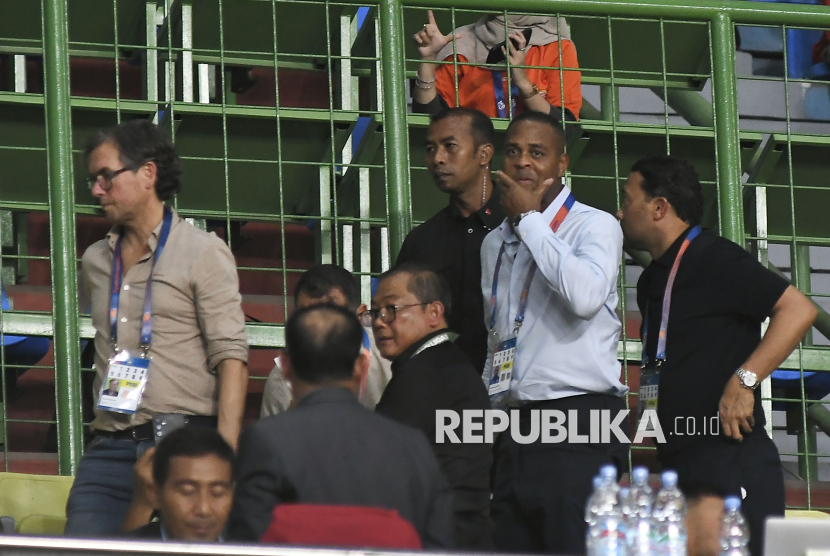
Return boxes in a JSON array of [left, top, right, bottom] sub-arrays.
[[260, 503, 423, 549], [0, 472, 74, 535], [786, 509, 830, 519], [16, 515, 68, 536]]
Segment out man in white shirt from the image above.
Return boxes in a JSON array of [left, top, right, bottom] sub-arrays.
[[260, 265, 391, 416], [481, 111, 628, 555]]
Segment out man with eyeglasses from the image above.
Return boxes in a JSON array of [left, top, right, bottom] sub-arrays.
[[65, 119, 249, 537], [370, 263, 492, 550]]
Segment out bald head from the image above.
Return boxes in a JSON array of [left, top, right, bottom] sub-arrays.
[[284, 304, 363, 384]]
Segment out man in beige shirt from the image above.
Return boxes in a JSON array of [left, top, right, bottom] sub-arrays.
[[65, 119, 249, 537], [260, 265, 391, 416]]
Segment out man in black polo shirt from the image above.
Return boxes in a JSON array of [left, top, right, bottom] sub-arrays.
[[396, 107, 505, 373], [617, 155, 817, 556]]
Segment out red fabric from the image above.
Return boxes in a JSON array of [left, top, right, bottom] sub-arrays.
[[260, 504, 423, 549]]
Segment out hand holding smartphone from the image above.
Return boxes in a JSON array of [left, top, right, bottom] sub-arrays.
[[486, 28, 532, 65]]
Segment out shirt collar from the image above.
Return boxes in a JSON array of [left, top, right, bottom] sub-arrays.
[[478, 187, 506, 229], [498, 183, 573, 243], [106, 207, 179, 252], [447, 186, 505, 230], [294, 386, 361, 408], [654, 225, 695, 268], [540, 183, 574, 222], [391, 328, 452, 373]]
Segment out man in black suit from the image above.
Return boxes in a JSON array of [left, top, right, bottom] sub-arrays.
[[227, 304, 454, 548], [369, 264, 493, 550], [123, 427, 235, 541]]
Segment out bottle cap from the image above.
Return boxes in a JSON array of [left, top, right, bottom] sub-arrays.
[[661, 469, 678, 487], [600, 464, 617, 480], [724, 496, 741, 512], [632, 466, 649, 484]]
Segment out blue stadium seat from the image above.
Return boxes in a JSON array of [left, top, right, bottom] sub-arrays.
[[1, 287, 50, 384], [746, 0, 830, 120], [771, 369, 830, 410]]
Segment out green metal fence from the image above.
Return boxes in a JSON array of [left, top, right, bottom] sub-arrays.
[[2, 0, 830, 509]]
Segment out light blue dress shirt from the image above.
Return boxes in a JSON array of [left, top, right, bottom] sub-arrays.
[[480, 185, 629, 403]]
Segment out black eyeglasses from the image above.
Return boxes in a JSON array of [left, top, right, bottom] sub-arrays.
[[359, 303, 430, 327], [86, 167, 133, 192]]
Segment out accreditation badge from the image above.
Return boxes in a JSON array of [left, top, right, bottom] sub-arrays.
[[637, 366, 659, 425], [97, 350, 150, 414], [488, 337, 516, 396]]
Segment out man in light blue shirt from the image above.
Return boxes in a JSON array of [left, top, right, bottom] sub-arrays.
[[481, 110, 628, 555]]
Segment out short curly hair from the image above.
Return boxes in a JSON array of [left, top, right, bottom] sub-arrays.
[[84, 119, 182, 201]]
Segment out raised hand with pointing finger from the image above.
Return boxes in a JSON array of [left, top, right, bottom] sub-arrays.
[[413, 10, 465, 61], [412, 10, 466, 106]]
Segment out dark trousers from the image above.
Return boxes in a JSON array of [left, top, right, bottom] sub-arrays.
[[64, 436, 154, 536], [491, 394, 630, 555], [662, 430, 784, 556]]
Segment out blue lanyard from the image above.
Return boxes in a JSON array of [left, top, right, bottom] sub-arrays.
[[109, 208, 173, 355], [492, 71, 520, 118], [641, 225, 702, 367], [489, 192, 575, 333]]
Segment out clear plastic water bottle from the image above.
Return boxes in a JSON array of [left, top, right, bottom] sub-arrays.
[[653, 470, 687, 556], [586, 475, 604, 526], [626, 466, 655, 555], [619, 486, 632, 522], [586, 465, 626, 556], [585, 476, 603, 555], [719, 496, 749, 556]]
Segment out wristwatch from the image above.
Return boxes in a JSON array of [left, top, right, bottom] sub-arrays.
[[512, 210, 538, 228], [735, 368, 759, 390]]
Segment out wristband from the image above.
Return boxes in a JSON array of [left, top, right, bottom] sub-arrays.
[[522, 83, 540, 100]]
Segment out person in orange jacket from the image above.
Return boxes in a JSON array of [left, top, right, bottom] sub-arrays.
[[411, 10, 582, 122]]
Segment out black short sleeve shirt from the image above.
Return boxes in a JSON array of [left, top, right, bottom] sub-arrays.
[[637, 229, 790, 458]]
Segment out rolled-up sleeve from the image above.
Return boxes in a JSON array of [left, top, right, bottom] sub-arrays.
[[193, 236, 249, 368]]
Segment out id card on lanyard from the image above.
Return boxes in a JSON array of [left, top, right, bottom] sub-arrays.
[[487, 193, 575, 396], [98, 208, 173, 415], [637, 225, 701, 423], [492, 71, 519, 118]]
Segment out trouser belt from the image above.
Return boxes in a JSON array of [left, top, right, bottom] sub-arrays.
[[94, 415, 218, 442]]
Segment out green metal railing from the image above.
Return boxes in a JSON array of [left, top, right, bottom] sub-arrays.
[[2, 0, 830, 508]]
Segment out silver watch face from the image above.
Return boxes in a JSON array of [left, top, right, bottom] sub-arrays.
[[741, 370, 757, 388]]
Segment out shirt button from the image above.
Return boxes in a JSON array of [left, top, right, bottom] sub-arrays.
[[467, 228, 473, 234], [120, 317, 128, 323], [123, 285, 130, 291]]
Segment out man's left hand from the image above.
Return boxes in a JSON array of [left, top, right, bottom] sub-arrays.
[[719, 375, 755, 441], [495, 170, 552, 220]]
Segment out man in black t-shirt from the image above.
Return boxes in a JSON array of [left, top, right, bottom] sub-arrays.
[[396, 108, 504, 373], [617, 155, 817, 556]]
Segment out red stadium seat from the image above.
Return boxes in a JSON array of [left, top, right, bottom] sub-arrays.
[[260, 503, 423, 549]]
